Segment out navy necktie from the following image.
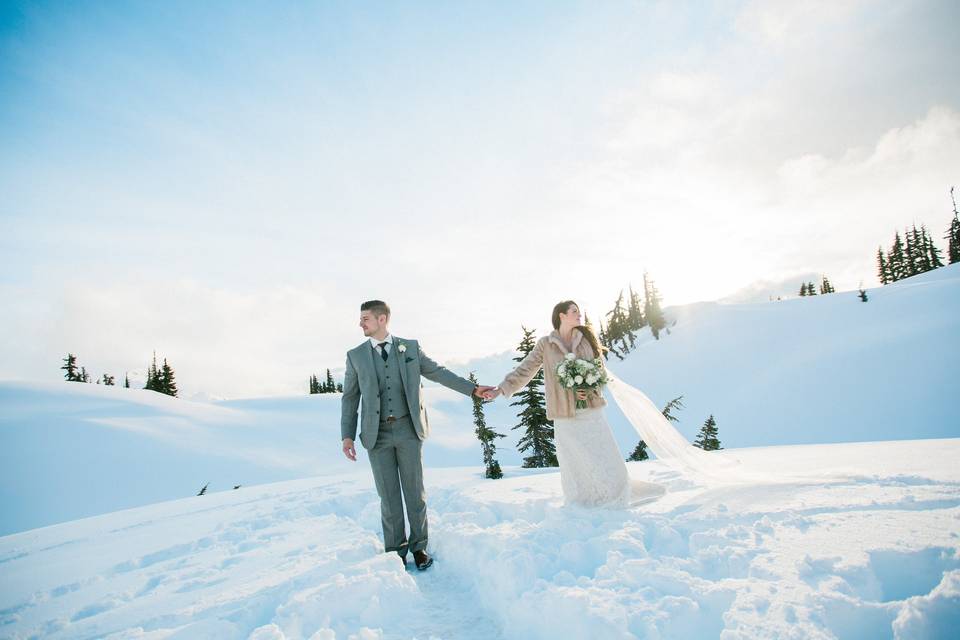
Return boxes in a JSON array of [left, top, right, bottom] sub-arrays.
[[378, 342, 389, 362]]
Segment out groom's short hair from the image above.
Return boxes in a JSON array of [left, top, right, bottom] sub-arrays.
[[361, 300, 390, 319]]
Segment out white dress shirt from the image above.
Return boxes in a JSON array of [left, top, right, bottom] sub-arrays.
[[369, 334, 393, 358]]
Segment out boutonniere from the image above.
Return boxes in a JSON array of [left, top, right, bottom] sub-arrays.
[[397, 342, 407, 353]]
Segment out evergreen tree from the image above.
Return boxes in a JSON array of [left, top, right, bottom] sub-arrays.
[[197, 483, 209, 496], [510, 326, 557, 468], [336, 382, 343, 393], [325, 368, 336, 393], [61, 353, 80, 381], [798, 283, 808, 297], [124, 373, 130, 388], [819, 276, 835, 294], [605, 290, 633, 353], [877, 247, 890, 284], [627, 440, 648, 462], [159, 358, 178, 397], [904, 225, 919, 277], [627, 284, 646, 333], [643, 272, 666, 340], [102, 374, 115, 386], [889, 231, 906, 281], [947, 186, 960, 265], [80, 366, 90, 383], [145, 352, 161, 392], [308, 375, 317, 394], [693, 414, 722, 451], [470, 372, 505, 478], [858, 287, 869, 302], [923, 224, 944, 268]]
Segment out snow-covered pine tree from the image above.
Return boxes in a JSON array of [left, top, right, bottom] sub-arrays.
[[102, 374, 115, 386], [643, 272, 666, 339], [470, 372, 505, 479], [80, 366, 90, 382], [947, 187, 960, 264], [325, 368, 336, 393], [61, 353, 80, 381], [807, 281, 817, 295], [693, 414, 722, 450], [799, 283, 807, 296], [510, 326, 557, 468], [159, 358, 178, 397]]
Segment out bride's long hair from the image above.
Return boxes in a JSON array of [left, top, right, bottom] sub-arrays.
[[552, 300, 606, 360]]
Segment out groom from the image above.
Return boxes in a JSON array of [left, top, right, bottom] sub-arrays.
[[340, 300, 494, 570]]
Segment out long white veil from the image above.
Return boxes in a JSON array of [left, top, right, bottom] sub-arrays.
[[606, 369, 751, 483]]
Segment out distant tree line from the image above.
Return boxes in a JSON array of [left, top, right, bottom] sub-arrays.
[[876, 187, 959, 284], [309, 368, 343, 394], [60, 351, 178, 397]]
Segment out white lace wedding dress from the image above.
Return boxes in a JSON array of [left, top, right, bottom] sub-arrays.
[[556, 370, 748, 508], [554, 405, 666, 508]]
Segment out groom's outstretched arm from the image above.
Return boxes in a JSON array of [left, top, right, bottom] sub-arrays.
[[340, 354, 361, 441], [417, 344, 481, 397]]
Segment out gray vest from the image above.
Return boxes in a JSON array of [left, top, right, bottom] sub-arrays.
[[374, 343, 409, 421]]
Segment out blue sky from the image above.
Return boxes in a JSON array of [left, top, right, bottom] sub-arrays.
[[1, 0, 958, 397]]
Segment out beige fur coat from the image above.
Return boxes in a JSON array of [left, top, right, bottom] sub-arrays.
[[497, 328, 608, 419]]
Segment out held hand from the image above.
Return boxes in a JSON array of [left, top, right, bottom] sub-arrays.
[[483, 387, 502, 400], [474, 385, 496, 399], [342, 438, 357, 462], [575, 389, 588, 401]]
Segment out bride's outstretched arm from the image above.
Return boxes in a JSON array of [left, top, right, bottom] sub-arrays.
[[490, 338, 545, 399]]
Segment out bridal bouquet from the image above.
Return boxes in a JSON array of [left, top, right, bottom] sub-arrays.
[[556, 353, 609, 409]]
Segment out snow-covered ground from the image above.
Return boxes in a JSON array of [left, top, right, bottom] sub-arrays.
[[1, 439, 958, 639], [1, 264, 958, 638]]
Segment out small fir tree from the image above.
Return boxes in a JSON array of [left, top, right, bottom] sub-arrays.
[[159, 358, 178, 397], [470, 372, 505, 479], [61, 353, 80, 381], [693, 414, 722, 451]]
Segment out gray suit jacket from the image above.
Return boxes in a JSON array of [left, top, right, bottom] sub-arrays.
[[340, 337, 477, 450]]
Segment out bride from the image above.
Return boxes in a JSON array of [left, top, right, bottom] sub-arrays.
[[484, 300, 667, 508]]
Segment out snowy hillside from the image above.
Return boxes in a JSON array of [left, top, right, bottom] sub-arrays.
[[1, 439, 957, 639], [1, 264, 958, 537]]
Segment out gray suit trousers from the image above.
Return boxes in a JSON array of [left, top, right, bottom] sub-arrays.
[[367, 414, 428, 556]]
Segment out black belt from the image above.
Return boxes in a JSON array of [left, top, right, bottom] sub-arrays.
[[380, 414, 408, 424]]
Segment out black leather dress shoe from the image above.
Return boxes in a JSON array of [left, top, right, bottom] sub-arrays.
[[413, 550, 433, 571]]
